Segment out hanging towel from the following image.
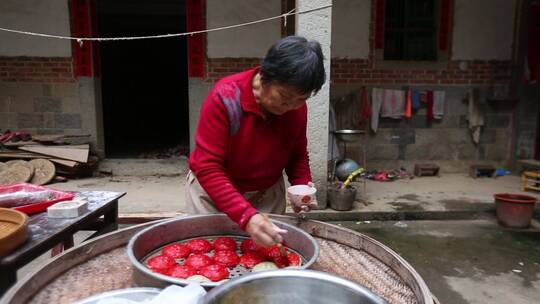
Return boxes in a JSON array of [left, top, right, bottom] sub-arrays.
[[467, 88, 484, 144], [426, 90, 434, 122], [432, 90, 445, 119], [411, 90, 422, 109], [371, 88, 384, 132], [381, 89, 406, 118], [404, 89, 412, 119]]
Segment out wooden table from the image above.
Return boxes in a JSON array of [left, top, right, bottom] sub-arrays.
[[0, 191, 125, 296]]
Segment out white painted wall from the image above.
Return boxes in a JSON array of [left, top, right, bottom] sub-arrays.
[[297, 0, 332, 207], [0, 0, 71, 57], [206, 0, 281, 58], [452, 0, 516, 60], [331, 0, 370, 59]]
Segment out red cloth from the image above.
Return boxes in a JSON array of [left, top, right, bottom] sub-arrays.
[[426, 90, 434, 122], [360, 88, 371, 119], [404, 90, 412, 119], [189, 67, 311, 230]]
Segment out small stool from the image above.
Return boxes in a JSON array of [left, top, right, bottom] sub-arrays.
[[521, 171, 540, 192], [414, 164, 439, 177], [469, 165, 496, 178]]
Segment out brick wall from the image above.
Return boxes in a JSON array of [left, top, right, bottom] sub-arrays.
[[0, 56, 82, 136], [204, 57, 512, 86], [331, 59, 512, 85], [0, 57, 75, 83], [205, 58, 261, 82]]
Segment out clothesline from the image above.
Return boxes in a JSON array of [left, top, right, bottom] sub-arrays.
[[0, 4, 331, 43]]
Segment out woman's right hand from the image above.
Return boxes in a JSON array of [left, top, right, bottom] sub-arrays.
[[245, 214, 287, 247]]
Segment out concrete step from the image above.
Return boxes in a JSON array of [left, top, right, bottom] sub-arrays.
[[98, 157, 189, 176]]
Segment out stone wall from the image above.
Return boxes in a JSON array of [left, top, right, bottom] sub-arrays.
[[0, 80, 84, 136], [331, 86, 514, 173]]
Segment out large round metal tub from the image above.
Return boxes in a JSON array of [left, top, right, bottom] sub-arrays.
[[202, 269, 387, 304], [127, 215, 319, 288], [0, 215, 433, 304]]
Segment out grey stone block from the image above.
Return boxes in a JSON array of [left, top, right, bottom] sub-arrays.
[[62, 97, 81, 113], [44, 112, 55, 128], [455, 144, 478, 160], [478, 145, 486, 160], [405, 143, 453, 160], [366, 129, 393, 145], [0, 113, 9, 130], [55, 113, 82, 129], [37, 128, 65, 135], [458, 115, 468, 128], [485, 114, 510, 128], [378, 118, 404, 129], [34, 97, 62, 112], [10, 96, 34, 113], [398, 144, 406, 160], [43, 84, 52, 97], [408, 115, 429, 128], [390, 128, 415, 145], [17, 113, 44, 128], [367, 144, 399, 161], [484, 144, 509, 160], [53, 83, 79, 98], [416, 129, 470, 146], [479, 129, 496, 144], [0, 96, 9, 112]]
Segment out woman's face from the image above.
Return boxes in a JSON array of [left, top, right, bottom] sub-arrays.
[[259, 82, 311, 115]]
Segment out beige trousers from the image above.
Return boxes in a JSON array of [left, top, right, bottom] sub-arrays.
[[184, 170, 286, 215]]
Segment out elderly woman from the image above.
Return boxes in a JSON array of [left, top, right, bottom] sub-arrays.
[[186, 35, 326, 247]]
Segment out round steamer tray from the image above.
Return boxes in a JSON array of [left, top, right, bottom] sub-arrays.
[[142, 235, 307, 279], [0, 207, 28, 257], [0, 215, 434, 304], [128, 215, 318, 288]]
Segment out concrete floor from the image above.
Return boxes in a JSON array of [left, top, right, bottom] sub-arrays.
[[336, 219, 540, 304], [12, 158, 540, 303], [48, 158, 540, 218]]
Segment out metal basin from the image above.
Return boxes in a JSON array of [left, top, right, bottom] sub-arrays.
[[200, 269, 388, 304], [73, 287, 161, 304], [333, 129, 365, 143], [127, 214, 320, 289]]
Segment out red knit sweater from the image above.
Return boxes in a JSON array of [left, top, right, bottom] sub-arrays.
[[189, 67, 311, 229]]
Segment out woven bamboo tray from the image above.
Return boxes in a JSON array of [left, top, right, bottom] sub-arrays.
[[0, 208, 28, 257], [0, 216, 434, 304]]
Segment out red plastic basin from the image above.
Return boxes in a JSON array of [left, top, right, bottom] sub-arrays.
[[494, 193, 536, 228]]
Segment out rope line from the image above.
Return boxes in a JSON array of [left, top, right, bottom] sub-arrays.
[[0, 4, 331, 42]]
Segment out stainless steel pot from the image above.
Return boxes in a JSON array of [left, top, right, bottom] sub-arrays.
[[127, 214, 320, 289], [200, 269, 388, 304], [328, 186, 357, 211]]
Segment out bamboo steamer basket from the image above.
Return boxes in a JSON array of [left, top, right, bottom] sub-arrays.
[[0, 208, 28, 257], [0, 215, 434, 304]]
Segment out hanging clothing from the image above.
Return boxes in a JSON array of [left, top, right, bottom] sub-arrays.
[[411, 90, 422, 109], [467, 88, 485, 144], [404, 89, 412, 119], [426, 90, 434, 122], [432, 90, 445, 119], [360, 88, 371, 119], [381, 89, 406, 119], [371, 88, 384, 132]]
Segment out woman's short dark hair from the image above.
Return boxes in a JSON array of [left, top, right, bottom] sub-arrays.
[[260, 36, 326, 95]]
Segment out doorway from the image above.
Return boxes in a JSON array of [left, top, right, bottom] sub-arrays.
[[97, 0, 189, 158]]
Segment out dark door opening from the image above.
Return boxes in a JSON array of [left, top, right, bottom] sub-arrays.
[[97, 0, 189, 158]]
